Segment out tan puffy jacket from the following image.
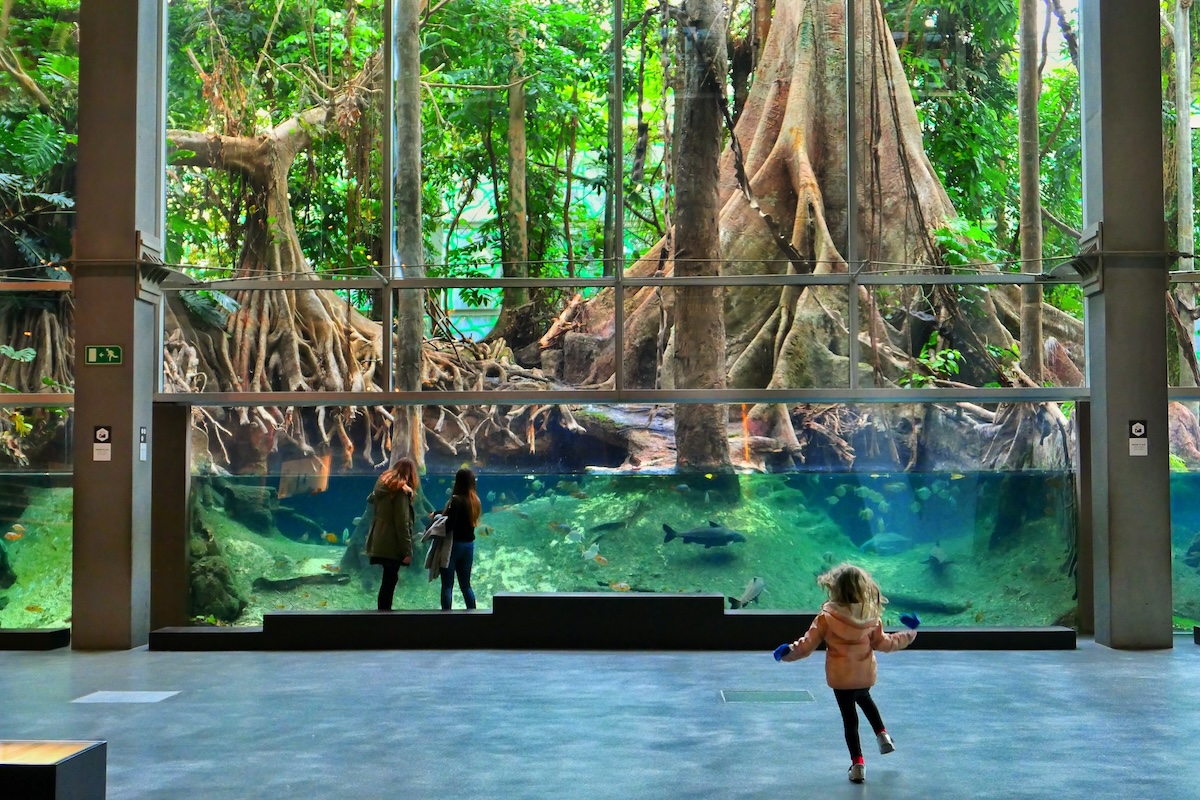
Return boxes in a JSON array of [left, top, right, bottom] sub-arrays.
[[781, 601, 916, 689]]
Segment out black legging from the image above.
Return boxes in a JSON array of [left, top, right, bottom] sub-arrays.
[[377, 561, 401, 611], [833, 688, 886, 760]]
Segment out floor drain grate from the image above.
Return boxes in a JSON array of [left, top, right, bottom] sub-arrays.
[[720, 690, 815, 703]]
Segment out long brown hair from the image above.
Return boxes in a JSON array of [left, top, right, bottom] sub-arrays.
[[380, 457, 419, 494], [452, 467, 481, 526], [817, 563, 886, 619]]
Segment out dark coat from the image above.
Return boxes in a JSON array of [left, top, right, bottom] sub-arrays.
[[364, 477, 416, 562]]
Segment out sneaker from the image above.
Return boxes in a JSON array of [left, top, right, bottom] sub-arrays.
[[848, 763, 865, 783], [877, 731, 895, 755]]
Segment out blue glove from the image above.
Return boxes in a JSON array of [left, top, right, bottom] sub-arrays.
[[772, 643, 791, 661], [899, 612, 921, 630]]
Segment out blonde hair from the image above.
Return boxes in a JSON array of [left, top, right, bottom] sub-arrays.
[[817, 563, 887, 620]]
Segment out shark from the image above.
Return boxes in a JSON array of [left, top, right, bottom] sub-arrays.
[[858, 532, 913, 555], [663, 520, 747, 548]]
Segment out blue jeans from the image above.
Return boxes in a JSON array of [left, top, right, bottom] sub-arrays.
[[440, 540, 476, 610]]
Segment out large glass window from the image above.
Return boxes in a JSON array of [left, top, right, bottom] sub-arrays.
[[186, 401, 1076, 624], [162, 0, 1087, 628]]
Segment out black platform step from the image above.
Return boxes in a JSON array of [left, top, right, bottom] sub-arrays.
[[148, 596, 1077, 651], [0, 628, 70, 650], [149, 626, 264, 651], [1194, 626, 1199, 645]]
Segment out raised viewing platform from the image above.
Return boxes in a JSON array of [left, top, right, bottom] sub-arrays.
[[0, 628, 70, 650], [149, 593, 1076, 651]]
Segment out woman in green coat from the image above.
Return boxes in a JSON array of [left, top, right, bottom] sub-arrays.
[[365, 457, 418, 611]]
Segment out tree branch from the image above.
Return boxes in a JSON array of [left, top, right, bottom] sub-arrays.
[[166, 130, 263, 175], [1041, 207, 1081, 240]]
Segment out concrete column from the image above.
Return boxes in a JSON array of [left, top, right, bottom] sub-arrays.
[[1080, 0, 1172, 648], [71, 0, 165, 649]]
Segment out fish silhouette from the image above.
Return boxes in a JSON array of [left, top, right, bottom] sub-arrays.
[[662, 520, 747, 548], [729, 576, 765, 609]]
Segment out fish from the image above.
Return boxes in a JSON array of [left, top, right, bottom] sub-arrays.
[[486, 491, 497, 502], [662, 520, 747, 548], [826, 496, 839, 506], [728, 576, 766, 609], [858, 532, 913, 555], [566, 530, 584, 544], [548, 522, 572, 533], [589, 521, 625, 534], [858, 508, 874, 521], [319, 600, 328, 608], [672, 484, 691, 493], [531, 480, 544, 491], [909, 501, 922, 514], [12, 524, 26, 534], [511, 510, 531, 520], [320, 564, 340, 572], [915, 487, 932, 501], [478, 525, 495, 537], [594, 555, 608, 566], [883, 482, 907, 494], [299, 533, 310, 543], [571, 491, 589, 499], [322, 533, 339, 544], [342, 528, 350, 543], [582, 544, 600, 560], [922, 543, 953, 569], [610, 581, 631, 592], [951, 473, 966, 480], [3, 531, 22, 541], [876, 500, 890, 514], [25, 605, 42, 613], [974, 611, 984, 622], [834, 485, 848, 497]]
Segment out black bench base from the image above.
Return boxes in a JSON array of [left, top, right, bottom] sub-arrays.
[[0, 740, 106, 800], [0, 628, 70, 651], [151, 593, 1076, 651]]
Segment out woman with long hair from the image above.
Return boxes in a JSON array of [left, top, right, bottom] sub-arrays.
[[364, 457, 419, 611], [440, 467, 481, 610]]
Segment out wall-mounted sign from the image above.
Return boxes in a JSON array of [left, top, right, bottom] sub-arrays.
[[93, 426, 112, 462], [1129, 420, 1147, 457], [84, 346, 122, 365]]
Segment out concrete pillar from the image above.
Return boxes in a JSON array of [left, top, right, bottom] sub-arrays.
[[1080, 0, 1172, 648], [71, 0, 165, 649]]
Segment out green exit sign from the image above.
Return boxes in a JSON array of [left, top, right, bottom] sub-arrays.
[[84, 345, 123, 365]]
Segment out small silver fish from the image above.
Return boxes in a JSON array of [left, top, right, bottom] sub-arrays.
[[729, 576, 765, 609], [582, 544, 599, 560], [566, 530, 584, 544]]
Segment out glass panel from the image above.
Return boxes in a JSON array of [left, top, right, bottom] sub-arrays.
[[162, 286, 382, 393], [0, 2, 78, 275], [0, 291, 73, 392], [621, 282, 852, 390], [166, 1, 386, 277], [188, 401, 1075, 624], [857, 282, 1085, 389], [0, 406, 73, 630], [419, 0, 614, 278], [1172, 467, 1200, 630]]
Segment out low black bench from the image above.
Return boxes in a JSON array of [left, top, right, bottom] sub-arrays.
[[151, 593, 1076, 651], [1194, 626, 1199, 645], [0, 628, 70, 651], [0, 740, 106, 799], [148, 626, 264, 652]]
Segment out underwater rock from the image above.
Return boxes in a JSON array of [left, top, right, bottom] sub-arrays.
[[0, 593, 6, 611], [218, 482, 279, 536], [190, 554, 247, 622], [0, 541, 14, 590], [339, 504, 374, 573], [275, 507, 325, 541], [563, 332, 604, 384]]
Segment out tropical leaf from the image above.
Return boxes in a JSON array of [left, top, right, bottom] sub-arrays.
[[179, 289, 239, 328], [28, 191, 73, 209], [13, 231, 51, 266], [11, 114, 66, 177]]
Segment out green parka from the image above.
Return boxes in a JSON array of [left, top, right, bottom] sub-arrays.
[[364, 477, 416, 562]]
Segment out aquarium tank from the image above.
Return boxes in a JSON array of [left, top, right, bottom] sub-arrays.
[[181, 402, 1083, 629]]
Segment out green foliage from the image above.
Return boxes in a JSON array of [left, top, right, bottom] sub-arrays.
[[1170, 453, 1189, 472], [900, 331, 962, 387], [933, 217, 1009, 268]]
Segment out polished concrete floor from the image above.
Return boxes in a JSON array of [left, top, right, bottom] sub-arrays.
[[1, 638, 1197, 799]]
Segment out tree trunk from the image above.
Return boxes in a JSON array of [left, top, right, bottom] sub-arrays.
[[493, 27, 530, 339], [672, 0, 733, 472], [393, 0, 426, 466], [1018, 0, 1044, 382]]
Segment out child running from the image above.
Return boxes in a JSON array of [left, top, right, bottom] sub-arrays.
[[773, 562, 920, 784]]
